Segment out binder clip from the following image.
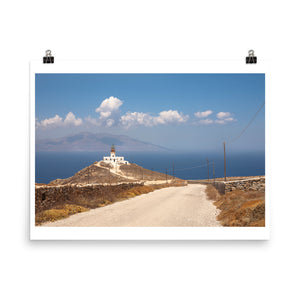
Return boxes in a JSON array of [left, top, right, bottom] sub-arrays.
[[43, 50, 54, 64], [246, 50, 257, 64]]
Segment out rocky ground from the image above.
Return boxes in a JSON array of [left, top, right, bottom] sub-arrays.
[[49, 161, 179, 186]]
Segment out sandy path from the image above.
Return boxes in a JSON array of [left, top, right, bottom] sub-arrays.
[[94, 162, 165, 185], [42, 184, 221, 227]]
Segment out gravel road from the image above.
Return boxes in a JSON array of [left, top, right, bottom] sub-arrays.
[[42, 184, 221, 227]]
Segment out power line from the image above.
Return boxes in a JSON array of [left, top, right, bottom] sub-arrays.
[[151, 161, 215, 173], [228, 101, 265, 144], [173, 161, 214, 172]]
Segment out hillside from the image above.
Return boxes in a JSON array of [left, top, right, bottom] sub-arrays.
[[36, 132, 169, 152], [49, 161, 179, 186], [206, 185, 265, 227]]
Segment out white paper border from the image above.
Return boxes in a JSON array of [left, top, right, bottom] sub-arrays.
[[30, 59, 270, 240]]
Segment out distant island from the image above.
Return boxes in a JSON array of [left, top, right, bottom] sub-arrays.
[[36, 132, 169, 152]]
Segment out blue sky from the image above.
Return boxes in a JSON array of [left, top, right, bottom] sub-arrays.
[[36, 73, 265, 152]]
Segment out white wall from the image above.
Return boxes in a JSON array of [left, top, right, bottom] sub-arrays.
[[1, 1, 300, 300]]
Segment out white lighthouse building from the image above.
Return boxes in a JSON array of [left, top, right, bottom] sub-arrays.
[[103, 145, 129, 165]]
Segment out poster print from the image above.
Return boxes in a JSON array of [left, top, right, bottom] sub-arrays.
[[30, 61, 268, 240]]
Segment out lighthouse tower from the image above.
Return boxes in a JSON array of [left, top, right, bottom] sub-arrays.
[[110, 144, 116, 158]]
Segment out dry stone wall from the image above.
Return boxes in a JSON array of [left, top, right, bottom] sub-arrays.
[[35, 182, 143, 213], [224, 177, 265, 193]]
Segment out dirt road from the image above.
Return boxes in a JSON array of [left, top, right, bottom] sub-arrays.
[[42, 184, 221, 227]]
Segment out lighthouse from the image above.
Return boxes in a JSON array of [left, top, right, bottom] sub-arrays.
[[102, 144, 129, 165], [110, 144, 116, 158]]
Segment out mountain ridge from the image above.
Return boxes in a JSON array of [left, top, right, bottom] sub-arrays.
[[36, 132, 170, 152]]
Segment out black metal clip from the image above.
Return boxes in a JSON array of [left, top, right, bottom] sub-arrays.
[[43, 50, 54, 64], [246, 50, 257, 64]]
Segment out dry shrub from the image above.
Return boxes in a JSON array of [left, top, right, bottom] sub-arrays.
[[149, 180, 187, 189], [205, 185, 219, 201], [117, 185, 154, 199], [118, 181, 187, 200], [35, 204, 89, 225], [73, 196, 108, 209], [199, 175, 264, 182], [170, 180, 188, 187], [214, 190, 265, 227]]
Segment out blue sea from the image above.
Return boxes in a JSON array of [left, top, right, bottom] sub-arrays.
[[35, 151, 265, 184]]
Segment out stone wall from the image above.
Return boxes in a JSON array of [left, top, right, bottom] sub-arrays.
[[35, 182, 143, 213], [224, 177, 265, 193], [212, 181, 226, 194]]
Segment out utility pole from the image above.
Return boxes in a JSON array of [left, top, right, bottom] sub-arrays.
[[108, 168, 111, 186], [88, 168, 90, 184], [207, 158, 210, 181], [223, 141, 227, 181], [165, 168, 168, 184], [172, 162, 175, 181], [213, 162, 215, 184]]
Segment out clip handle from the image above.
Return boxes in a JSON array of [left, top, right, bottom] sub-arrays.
[[246, 50, 257, 64], [43, 50, 54, 64]]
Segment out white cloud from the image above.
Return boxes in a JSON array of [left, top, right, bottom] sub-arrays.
[[85, 115, 99, 126], [194, 110, 213, 118], [95, 96, 123, 127], [216, 112, 232, 119], [37, 97, 191, 130], [197, 118, 214, 125], [154, 110, 189, 125], [95, 96, 123, 114], [193, 111, 236, 125], [38, 115, 63, 128], [120, 110, 189, 129], [64, 112, 83, 126], [215, 117, 234, 124], [106, 119, 115, 127], [121, 112, 154, 128], [85, 115, 116, 127], [99, 111, 112, 118], [37, 112, 82, 128], [215, 112, 235, 124]]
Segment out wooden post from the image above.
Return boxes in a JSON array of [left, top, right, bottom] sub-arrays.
[[173, 162, 175, 180], [223, 141, 227, 181], [207, 158, 209, 181], [165, 168, 168, 184]]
